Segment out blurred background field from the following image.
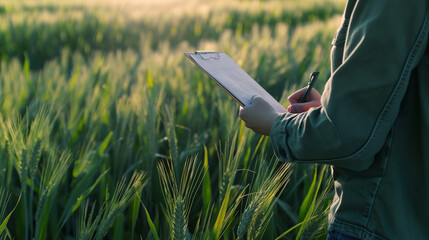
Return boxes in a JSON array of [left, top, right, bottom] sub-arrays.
[[0, 0, 345, 239]]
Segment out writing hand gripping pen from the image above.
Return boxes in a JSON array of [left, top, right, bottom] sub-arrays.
[[299, 72, 319, 103], [287, 72, 321, 113]]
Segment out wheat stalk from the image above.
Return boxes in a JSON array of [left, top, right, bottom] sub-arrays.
[[237, 200, 257, 239], [95, 172, 147, 240], [171, 196, 188, 240]]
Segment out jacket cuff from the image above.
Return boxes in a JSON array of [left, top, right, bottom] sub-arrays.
[[270, 113, 297, 162]]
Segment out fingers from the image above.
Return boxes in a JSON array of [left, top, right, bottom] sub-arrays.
[[243, 120, 254, 129], [307, 88, 322, 103], [239, 97, 258, 121], [239, 106, 248, 121], [248, 95, 265, 107], [288, 88, 321, 104], [240, 107, 256, 129], [250, 95, 257, 103], [288, 88, 308, 104], [288, 101, 321, 113], [240, 96, 264, 121], [239, 95, 278, 135], [251, 95, 264, 104]]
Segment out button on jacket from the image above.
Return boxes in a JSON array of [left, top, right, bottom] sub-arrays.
[[270, 0, 429, 239]]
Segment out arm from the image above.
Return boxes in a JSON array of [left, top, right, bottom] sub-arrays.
[[271, 0, 429, 171], [245, 0, 429, 171]]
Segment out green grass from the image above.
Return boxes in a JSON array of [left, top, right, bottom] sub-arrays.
[[0, 0, 342, 239]]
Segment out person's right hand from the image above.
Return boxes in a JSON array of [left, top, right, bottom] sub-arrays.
[[287, 88, 322, 113]]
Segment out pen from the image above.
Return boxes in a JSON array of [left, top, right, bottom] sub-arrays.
[[299, 72, 319, 103]]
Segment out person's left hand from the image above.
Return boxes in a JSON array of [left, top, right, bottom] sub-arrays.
[[239, 96, 282, 135]]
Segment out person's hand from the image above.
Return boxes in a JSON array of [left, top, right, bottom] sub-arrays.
[[287, 88, 321, 113], [239, 96, 282, 135]]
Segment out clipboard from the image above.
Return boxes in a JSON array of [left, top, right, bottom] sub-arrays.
[[185, 51, 287, 113]]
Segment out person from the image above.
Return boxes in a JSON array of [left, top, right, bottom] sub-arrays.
[[239, 0, 429, 239]]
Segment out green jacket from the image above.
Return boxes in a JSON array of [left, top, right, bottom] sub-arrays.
[[270, 0, 429, 239]]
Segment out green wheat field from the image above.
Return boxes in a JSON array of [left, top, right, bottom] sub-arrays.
[[0, 0, 345, 239]]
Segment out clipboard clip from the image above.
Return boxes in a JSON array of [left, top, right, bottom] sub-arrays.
[[195, 50, 221, 60]]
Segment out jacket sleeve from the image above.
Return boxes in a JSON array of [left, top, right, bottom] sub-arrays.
[[270, 0, 429, 171]]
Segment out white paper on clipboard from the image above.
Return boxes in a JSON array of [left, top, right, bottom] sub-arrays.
[[185, 51, 287, 113]]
